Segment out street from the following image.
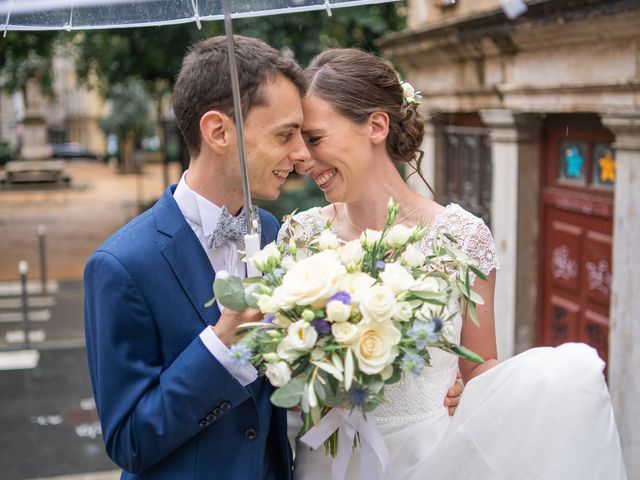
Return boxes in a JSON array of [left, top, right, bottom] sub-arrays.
[[0, 160, 181, 479]]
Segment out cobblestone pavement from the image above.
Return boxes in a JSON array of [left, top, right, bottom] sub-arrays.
[[0, 160, 182, 282]]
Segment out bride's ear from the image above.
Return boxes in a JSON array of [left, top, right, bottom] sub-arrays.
[[200, 110, 233, 154], [368, 111, 389, 145]]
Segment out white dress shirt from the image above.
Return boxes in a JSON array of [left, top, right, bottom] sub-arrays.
[[173, 171, 258, 386]]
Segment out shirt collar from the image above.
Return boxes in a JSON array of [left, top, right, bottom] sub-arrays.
[[173, 170, 222, 237]]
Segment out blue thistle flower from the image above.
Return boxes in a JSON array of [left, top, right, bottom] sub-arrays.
[[230, 343, 252, 369], [402, 352, 425, 376], [329, 291, 352, 305], [349, 386, 368, 407], [376, 261, 386, 271]]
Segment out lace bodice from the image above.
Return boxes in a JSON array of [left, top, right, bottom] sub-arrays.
[[277, 204, 498, 424]]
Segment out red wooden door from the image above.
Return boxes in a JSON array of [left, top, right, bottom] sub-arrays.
[[539, 115, 615, 365]]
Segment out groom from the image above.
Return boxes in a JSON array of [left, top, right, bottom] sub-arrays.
[[84, 35, 309, 479]]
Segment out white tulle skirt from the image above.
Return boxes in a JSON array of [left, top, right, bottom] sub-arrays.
[[291, 343, 627, 480]]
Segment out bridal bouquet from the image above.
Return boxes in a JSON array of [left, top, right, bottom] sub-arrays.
[[210, 199, 486, 460]]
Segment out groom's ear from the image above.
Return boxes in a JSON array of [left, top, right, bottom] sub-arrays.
[[368, 111, 389, 145], [200, 110, 232, 154]]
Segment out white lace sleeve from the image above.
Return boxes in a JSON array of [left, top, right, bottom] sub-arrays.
[[423, 204, 499, 284], [276, 207, 326, 247]]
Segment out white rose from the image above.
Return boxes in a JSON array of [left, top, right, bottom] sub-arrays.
[[318, 229, 339, 250], [265, 361, 292, 387], [394, 301, 414, 322], [351, 320, 401, 375], [359, 285, 397, 323], [337, 240, 364, 268], [331, 322, 358, 345], [340, 272, 376, 304], [255, 294, 279, 314], [360, 229, 382, 248], [326, 300, 352, 323], [379, 262, 418, 294], [402, 243, 425, 268], [250, 242, 281, 272], [287, 320, 318, 350], [385, 224, 413, 248], [275, 250, 345, 307], [276, 337, 304, 362]]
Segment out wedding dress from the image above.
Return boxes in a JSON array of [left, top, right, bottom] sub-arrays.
[[279, 204, 626, 480]]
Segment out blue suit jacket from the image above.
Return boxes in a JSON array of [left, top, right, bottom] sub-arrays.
[[84, 186, 292, 479]]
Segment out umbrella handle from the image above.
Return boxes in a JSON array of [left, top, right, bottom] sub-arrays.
[[245, 233, 261, 278]]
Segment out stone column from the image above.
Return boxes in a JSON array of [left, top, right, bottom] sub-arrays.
[[479, 109, 543, 358], [407, 114, 443, 200], [20, 77, 50, 161], [601, 112, 640, 479]]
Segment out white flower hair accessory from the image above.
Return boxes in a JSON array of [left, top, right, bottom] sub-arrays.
[[400, 80, 422, 107]]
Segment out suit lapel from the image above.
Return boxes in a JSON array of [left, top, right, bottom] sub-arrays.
[[155, 186, 221, 328]]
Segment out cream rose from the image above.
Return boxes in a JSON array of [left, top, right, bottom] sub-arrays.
[[359, 285, 397, 322], [287, 320, 318, 351], [402, 243, 425, 268], [413, 276, 441, 294], [275, 250, 345, 307], [326, 300, 352, 323], [351, 320, 401, 374], [379, 262, 418, 294], [386, 224, 413, 247], [331, 322, 358, 345], [265, 361, 292, 387], [340, 272, 376, 304]]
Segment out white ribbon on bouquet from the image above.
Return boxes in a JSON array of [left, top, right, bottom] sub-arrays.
[[299, 408, 389, 480]]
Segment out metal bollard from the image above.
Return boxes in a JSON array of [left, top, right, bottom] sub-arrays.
[[38, 225, 47, 294], [19, 260, 31, 350]]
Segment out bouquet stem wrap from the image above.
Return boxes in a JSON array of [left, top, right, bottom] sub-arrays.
[[300, 408, 389, 480]]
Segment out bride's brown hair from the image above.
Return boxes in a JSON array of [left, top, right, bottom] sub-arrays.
[[305, 48, 432, 194]]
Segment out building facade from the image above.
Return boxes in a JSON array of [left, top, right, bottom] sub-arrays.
[[380, 0, 639, 475]]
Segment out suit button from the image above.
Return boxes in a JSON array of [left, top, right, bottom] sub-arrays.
[[206, 413, 215, 423], [212, 407, 223, 416], [220, 401, 231, 411], [199, 419, 208, 428], [244, 428, 257, 440]]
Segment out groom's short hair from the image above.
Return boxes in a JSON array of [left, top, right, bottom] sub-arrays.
[[173, 35, 306, 157]]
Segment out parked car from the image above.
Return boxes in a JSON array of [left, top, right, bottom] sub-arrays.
[[49, 143, 99, 160]]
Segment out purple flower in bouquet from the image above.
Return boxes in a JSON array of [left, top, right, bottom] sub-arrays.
[[312, 318, 331, 334], [263, 314, 275, 324], [329, 291, 352, 305]]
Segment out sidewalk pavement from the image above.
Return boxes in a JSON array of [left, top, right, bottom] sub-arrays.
[[30, 472, 120, 480]]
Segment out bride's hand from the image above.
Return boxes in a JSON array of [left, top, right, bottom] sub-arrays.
[[444, 371, 464, 416]]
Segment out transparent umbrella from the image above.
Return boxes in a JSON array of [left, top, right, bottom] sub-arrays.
[[0, 0, 401, 275]]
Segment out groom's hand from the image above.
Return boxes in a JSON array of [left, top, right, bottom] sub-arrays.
[[444, 371, 464, 416], [213, 307, 263, 348]]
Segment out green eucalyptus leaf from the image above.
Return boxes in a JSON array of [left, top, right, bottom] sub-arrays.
[[270, 378, 305, 409], [213, 275, 249, 311]]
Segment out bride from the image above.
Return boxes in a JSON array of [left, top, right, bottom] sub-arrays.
[[281, 48, 626, 479]]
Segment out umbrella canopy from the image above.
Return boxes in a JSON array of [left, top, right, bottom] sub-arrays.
[[0, 0, 399, 31]]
